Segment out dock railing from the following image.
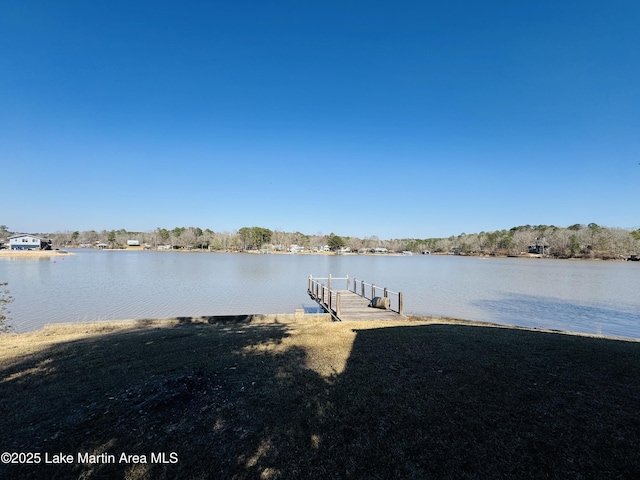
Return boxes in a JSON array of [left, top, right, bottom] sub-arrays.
[[307, 275, 350, 320], [351, 277, 404, 315], [308, 274, 403, 320]]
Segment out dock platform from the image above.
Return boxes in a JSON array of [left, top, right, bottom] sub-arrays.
[[308, 275, 404, 322]]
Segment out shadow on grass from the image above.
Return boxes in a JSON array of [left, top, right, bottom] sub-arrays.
[[1, 322, 640, 479], [325, 325, 640, 479], [174, 314, 272, 324]]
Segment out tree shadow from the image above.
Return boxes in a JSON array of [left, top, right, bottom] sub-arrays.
[[0, 321, 329, 479], [2, 322, 640, 479], [320, 324, 640, 478], [174, 314, 275, 324]]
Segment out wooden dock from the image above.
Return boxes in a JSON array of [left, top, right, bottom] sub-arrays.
[[308, 275, 404, 321]]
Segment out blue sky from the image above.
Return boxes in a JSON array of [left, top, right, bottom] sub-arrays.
[[2, 1, 639, 239]]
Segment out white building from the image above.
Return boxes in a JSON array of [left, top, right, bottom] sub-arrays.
[[9, 234, 43, 250]]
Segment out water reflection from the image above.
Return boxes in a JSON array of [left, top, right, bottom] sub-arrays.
[[472, 293, 640, 338]]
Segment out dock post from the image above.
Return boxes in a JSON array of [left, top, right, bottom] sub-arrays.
[[308, 275, 312, 294], [384, 287, 388, 298], [328, 274, 331, 291], [399, 292, 404, 315], [372, 284, 375, 299], [337, 292, 341, 317], [346, 275, 350, 291], [361, 280, 365, 297]]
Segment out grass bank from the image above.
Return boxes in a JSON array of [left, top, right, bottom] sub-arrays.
[[1, 317, 639, 479]]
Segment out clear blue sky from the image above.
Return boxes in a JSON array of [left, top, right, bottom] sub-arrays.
[[2, 1, 638, 239]]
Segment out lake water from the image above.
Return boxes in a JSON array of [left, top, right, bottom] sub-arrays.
[[1, 249, 639, 338]]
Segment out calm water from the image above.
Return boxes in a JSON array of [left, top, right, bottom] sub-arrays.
[[1, 249, 639, 338]]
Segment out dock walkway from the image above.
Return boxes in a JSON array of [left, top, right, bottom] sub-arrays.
[[308, 275, 404, 322]]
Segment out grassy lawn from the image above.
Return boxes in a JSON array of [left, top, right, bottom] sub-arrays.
[[1, 317, 639, 479]]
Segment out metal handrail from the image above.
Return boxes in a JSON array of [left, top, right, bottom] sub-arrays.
[[308, 274, 404, 317]]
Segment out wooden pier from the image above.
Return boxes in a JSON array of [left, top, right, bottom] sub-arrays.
[[307, 275, 404, 321]]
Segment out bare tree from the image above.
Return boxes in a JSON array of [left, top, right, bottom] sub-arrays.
[[0, 282, 13, 333]]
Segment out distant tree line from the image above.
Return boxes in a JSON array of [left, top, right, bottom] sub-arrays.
[[410, 223, 640, 259], [3, 223, 640, 259]]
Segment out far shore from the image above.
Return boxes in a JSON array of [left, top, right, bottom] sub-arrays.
[[0, 249, 73, 257], [44, 246, 629, 260], [2, 246, 634, 262], [95, 247, 635, 260]]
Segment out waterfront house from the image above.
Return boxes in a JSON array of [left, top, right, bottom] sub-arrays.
[[528, 237, 549, 255], [126, 240, 143, 250], [9, 234, 43, 250]]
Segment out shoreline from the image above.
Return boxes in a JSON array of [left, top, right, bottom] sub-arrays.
[[3, 314, 637, 343], [0, 249, 73, 258], [42, 247, 634, 261]]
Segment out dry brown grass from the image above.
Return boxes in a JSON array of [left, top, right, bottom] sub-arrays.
[[1, 317, 639, 479]]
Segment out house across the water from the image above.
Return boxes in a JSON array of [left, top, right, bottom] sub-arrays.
[[9, 234, 51, 250], [528, 237, 549, 255], [126, 240, 143, 250]]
